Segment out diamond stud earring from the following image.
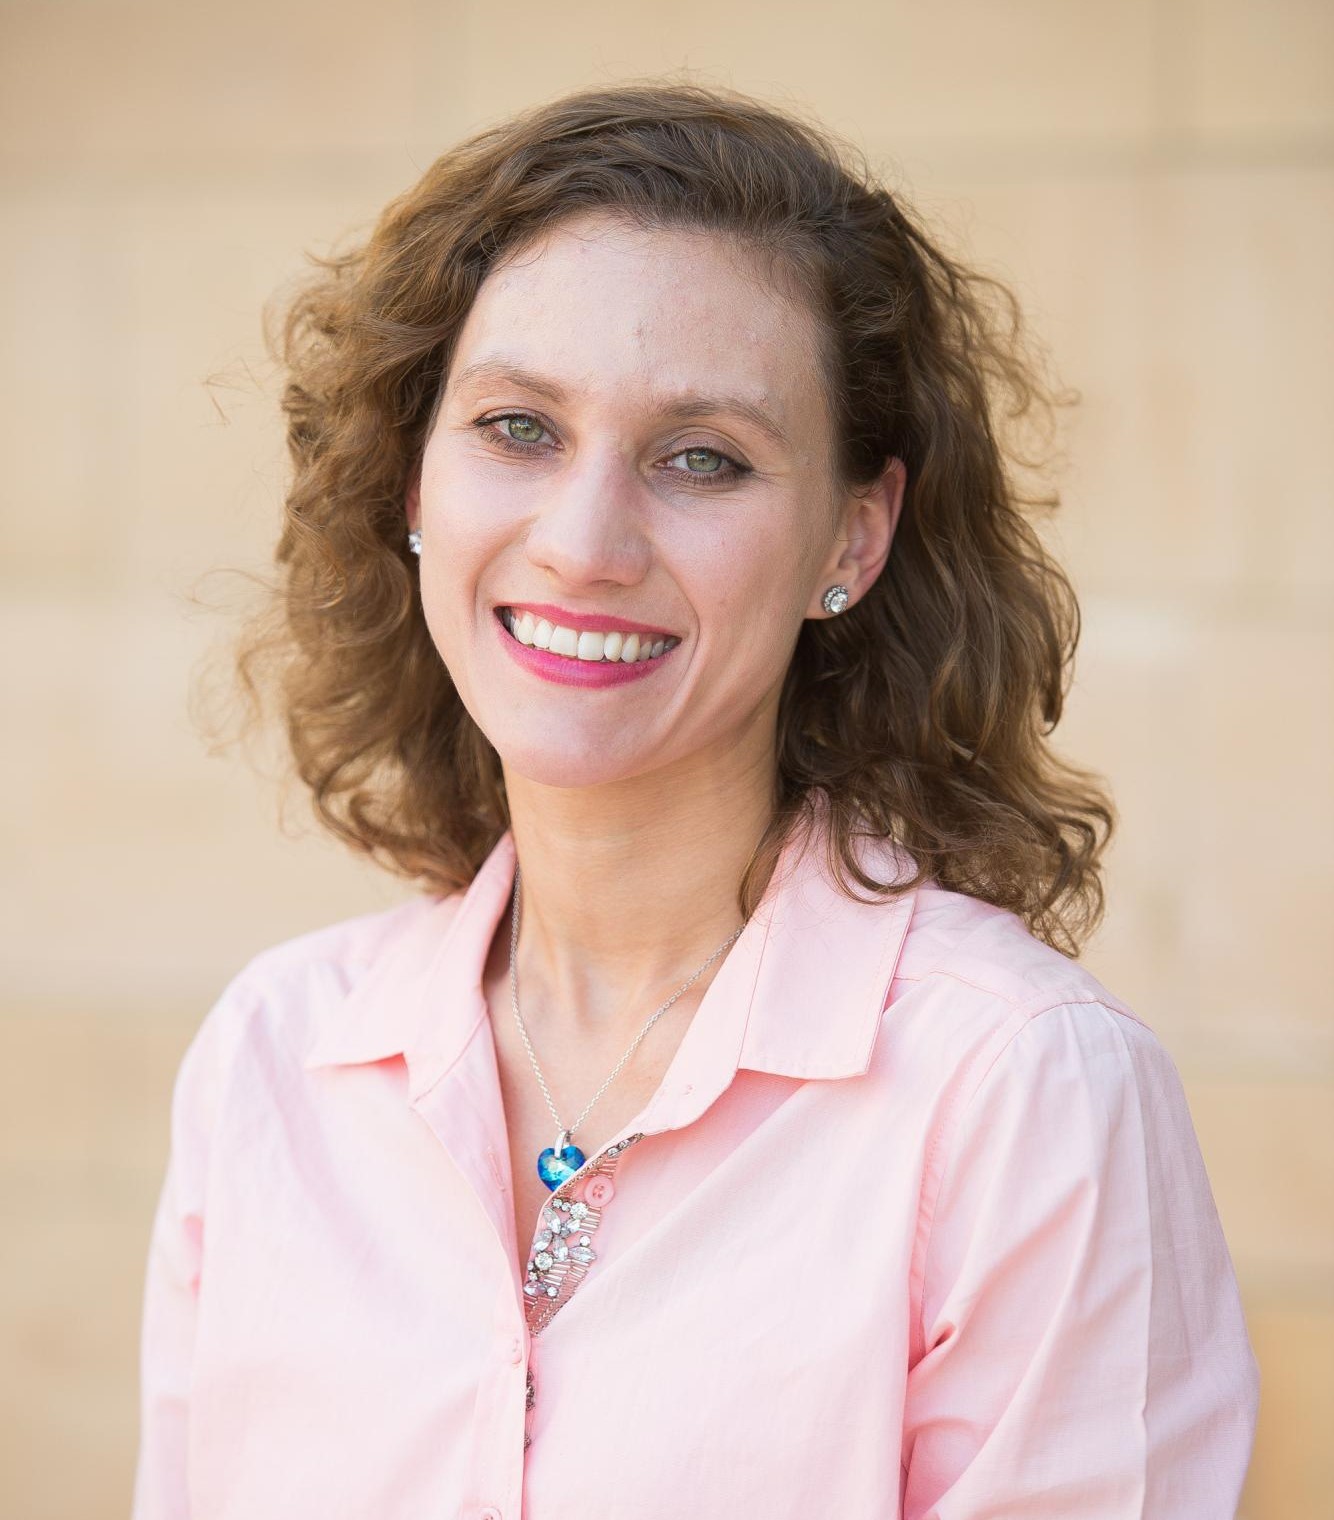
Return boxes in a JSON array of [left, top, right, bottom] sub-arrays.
[[407, 529, 422, 557], [821, 584, 850, 615]]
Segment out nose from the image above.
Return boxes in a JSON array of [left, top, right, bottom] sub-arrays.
[[522, 448, 652, 590]]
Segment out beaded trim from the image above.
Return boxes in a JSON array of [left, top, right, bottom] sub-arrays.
[[522, 1132, 645, 1451], [522, 1132, 645, 1335]]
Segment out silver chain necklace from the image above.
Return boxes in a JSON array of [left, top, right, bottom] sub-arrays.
[[507, 863, 745, 1191]]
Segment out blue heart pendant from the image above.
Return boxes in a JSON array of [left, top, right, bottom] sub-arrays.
[[537, 1142, 586, 1191]]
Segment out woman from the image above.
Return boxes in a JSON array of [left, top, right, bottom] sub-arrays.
[[133, 82, 1258, 1517]]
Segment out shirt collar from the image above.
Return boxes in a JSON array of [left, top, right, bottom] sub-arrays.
[[301, 800, 919, 1112]]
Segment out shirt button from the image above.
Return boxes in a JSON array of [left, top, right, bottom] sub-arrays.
[[508, 1336, 524, 1365], [479, 1508, 503, 1520], [583, 1175, 615, 1207]]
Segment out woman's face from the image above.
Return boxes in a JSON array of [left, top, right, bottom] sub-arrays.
[[408, 209, 902, 792]]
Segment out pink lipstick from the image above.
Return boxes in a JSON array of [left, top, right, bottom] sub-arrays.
[[504, 602, 676, 638], [493, 607, 679, 689]]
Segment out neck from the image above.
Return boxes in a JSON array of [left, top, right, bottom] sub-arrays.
[[502, 743, 777, 1042]]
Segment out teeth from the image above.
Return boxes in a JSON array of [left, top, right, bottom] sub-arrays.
[[500, 610, 678, 663], [548, 624, 578, 658]]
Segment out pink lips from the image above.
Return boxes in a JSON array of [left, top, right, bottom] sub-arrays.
[[493, 608, 677, 689], [501, 602, 676, 638]]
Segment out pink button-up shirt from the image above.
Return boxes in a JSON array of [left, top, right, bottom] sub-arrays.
[[132, 815, 1259, 1519]]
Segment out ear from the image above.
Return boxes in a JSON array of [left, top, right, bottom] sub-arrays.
[[405, 466, 422, 535], [807, 456, 907, 619]]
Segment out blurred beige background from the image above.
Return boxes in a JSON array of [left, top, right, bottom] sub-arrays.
[[3, 2, 1331, 1516]]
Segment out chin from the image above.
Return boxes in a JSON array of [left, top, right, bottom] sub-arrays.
[[492, 734, 660, 792]]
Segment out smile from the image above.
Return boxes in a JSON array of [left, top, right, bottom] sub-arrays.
[[498, 607, 681, 664]]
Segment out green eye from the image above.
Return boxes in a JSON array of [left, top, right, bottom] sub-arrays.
[[662, 444, 749, 488], [684, 447, 723, 473], [503, 415, 545, 444], [479, 412, 750, 490]]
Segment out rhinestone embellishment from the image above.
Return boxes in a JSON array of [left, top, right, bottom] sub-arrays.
[[521, 1134, 646, 1453], [521, 1133, 644, 1334]]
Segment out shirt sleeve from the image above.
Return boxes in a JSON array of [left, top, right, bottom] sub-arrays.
[[130, 975, 249, 1520], [902, 1000, 1259, 1519]]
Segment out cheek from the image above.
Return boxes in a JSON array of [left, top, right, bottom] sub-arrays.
[[415, 573, 463, 686], [693, 550, 808, 678], [425, 488, 493, 561], [420, 466, 512, 593], [704, 524, 814, 622], [415, 514, 491, 664]]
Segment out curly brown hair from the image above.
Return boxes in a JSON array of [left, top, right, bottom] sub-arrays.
[[218, 78, 1114, 957]]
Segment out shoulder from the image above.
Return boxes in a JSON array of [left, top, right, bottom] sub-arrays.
[[895, 879, 1136, 1023], [178, 890, 467, 1084], [234, 892, 448, 997], [878, 878, 1170, 1123], [886, 888, 1205, 1238]]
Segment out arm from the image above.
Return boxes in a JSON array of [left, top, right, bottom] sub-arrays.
[[902, 1001, 1259, 1519], [130, 978, 248, 1519]]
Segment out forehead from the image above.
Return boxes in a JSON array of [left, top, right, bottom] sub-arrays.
[[448, 212, 829, 448]]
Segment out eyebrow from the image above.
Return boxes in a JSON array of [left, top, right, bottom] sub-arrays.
[[449, 358, 792, 450]]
